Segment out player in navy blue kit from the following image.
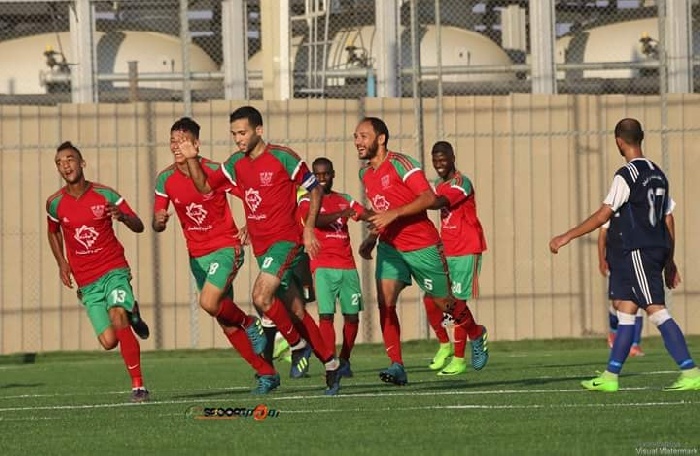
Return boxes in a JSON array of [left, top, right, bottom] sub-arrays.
[[550, 118, 700, 391]]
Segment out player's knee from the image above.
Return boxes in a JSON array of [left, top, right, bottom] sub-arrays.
[[199, 296, 219, 317], [648, 308, 672, 327], [108, 307, 129, 329], [342, 313, 359, 324], [98, 330, 118, 350]]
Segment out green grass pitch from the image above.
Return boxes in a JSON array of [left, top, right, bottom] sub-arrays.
[[1, 337, 698, 455]]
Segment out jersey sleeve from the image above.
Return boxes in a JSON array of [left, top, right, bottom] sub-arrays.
[[270, 148, 319, 192], [341, 193, 365, 221], [46, 196, 61, 233], [297, 197, 310, 225], [440, 177, 473, 207], [665, 197, 676, 215], [602, 174, 631, 212], [95, 186, 136, 216], [154, 170, 172, 213], [390, 154, 432, 195], [213, 154, 242, 191]]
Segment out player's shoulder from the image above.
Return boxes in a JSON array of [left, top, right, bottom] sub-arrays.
[[46, 187, 64, 204], [156, 163, 177, 179], [46, 187, 65, 210], [388, 151, 421, 170], [268, 143, 302, 161], [91, 182, 119, 195], [199, 156, 221, 172]]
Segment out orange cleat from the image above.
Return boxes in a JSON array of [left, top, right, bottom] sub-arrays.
[[629, 345, 645, 357]]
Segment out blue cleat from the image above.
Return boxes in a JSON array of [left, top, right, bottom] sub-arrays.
[[470, 326, 489, 371], [379, 362, 408, 386], [325, 366, 342, 396], [337, 358, 353, 378], [290, 344, 312, 379], [252, 373, 281, 394], [244, 316, 267, 355]]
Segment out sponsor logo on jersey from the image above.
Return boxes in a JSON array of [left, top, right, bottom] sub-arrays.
[[74, 225, 99, 249], [372, 194, 390, 212], [245, 188, 263, 212], [186, 202, 208, 225]]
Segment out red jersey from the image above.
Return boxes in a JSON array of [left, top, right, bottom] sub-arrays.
[[208, 144, 317, 257], [434, 172, 487, 256], [154, 157, 241, 258], [46, 183, 135, 287], [359, 151, 440, 252], [298, 191, 364, 271]]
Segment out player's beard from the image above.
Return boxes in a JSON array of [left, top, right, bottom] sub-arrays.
[[244, 134, 262, 154], [360, 137, 380, 160]]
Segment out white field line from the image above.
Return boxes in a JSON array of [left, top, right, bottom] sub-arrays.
[[0, 369, 680, 401], [0, 385, 697, 414]]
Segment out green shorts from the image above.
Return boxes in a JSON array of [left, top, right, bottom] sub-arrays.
[[314, 268, 363, 315], [79, 268, 135, 336], [376, 241, 452, 298], [189, 247, 244, 298], [447, 254, 482, 300], [256, 241, 303, 295]]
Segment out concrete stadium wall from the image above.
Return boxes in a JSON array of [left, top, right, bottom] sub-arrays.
[[1, 94, 699, 355]]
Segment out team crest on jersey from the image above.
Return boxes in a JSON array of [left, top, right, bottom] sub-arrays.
[[186, 202, 208, 225], [91, 205, 105, 218], [245, 188, 262, 212], [372, 195, 390, 212], [259, 172, 274, 187], [74, 225, 99, 249], [381, 175, 391, 189]]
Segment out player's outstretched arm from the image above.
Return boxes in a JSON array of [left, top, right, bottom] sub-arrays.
[[550, 204, 613, 254], [302, 185, 323, 258]]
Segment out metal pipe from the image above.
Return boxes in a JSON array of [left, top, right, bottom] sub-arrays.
[[435, 0, 443, 139]]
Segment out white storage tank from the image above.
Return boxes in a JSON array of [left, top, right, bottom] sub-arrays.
[[247, 25, 515, 89], [0, 31, 219, 95], [556, 17, 699, 80]]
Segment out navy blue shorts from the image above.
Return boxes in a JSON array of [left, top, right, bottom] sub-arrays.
[[608, 247, 669, 307]]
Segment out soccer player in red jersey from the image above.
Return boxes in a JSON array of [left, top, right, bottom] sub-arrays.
[[298, 157, 366, 377], [46, 141, 150, 402], [355, 117, 487, 385], [425, 141, 489, 376], [179, 106, 342, 395], [152, 117, 278, 394]]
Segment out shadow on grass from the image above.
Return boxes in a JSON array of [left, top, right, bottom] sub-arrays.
[[0, 382, 44, 389]]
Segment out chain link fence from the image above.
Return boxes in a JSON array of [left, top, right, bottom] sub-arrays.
[[0, 1, 697, 104]]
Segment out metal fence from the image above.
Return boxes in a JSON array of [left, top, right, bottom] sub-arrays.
[[1, 1, 700, 355], [0, 1, 698, 104]]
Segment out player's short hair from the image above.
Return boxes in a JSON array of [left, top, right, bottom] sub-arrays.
[[361, 117, 390, 148], [312, 157, 334, 171], [170, 117, 200, 139], [230, 106, 263, 129], [56, 141, 83, 161], [614, 118, 644, 145], [431, 141, 454, 156]]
